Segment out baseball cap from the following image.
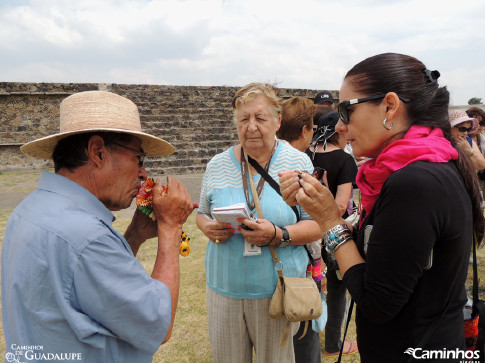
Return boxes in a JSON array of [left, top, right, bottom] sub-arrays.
[[314, 91, 334, 105]]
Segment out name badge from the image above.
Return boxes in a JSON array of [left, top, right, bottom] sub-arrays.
[[244, 239, 261, 256]]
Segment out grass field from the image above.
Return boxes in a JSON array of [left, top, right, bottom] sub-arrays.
[[0, 170, 484, 363]]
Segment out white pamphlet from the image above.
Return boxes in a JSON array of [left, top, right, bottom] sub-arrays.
[[212, 203, 254, 234], [212, 203, 261, 256]]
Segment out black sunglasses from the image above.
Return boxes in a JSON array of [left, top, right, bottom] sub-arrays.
[[455, 126, 472, 133], [479, 122, 485, 127], [112, 142, 146, 167], [337, 94, 411, 124]]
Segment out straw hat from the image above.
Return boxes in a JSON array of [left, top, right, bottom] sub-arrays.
[[449, 110, 475, 128], [20, 91, 175, 159]]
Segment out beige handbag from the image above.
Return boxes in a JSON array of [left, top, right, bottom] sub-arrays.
[[268, 247, 322, 346], [244, 150, 322, 346], [269, 265, 322, 322]]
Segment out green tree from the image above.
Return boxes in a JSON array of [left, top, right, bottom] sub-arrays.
[[468, 97, 482, 105]]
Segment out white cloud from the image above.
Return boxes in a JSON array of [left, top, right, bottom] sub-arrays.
[[0, 0, 484, 104]]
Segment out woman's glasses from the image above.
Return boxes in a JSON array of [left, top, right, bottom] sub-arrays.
[[455, 126, 472, 133], [337, 94, 411, 124]]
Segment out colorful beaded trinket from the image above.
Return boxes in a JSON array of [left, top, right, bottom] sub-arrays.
[[136, 178, 196, 257]]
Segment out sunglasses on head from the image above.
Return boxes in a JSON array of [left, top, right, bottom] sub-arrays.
[[455, 126, 472, 133], [337, 94, 411, 124]]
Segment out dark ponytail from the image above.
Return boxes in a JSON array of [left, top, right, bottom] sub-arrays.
[[345, 52, 484, 244]]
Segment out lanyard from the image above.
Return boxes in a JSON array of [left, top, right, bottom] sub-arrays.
[[240, 142, 277, 216]]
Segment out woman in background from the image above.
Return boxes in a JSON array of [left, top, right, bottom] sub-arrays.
[[450, 110, 485, 171], [306, 111, 358, 358], [466, 107, 485, 153]]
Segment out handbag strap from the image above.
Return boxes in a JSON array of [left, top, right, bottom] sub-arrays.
[[244, 150, 282, 267], [240, 147, 271, 213], [246, 152, 300, 222], [336, 300, 354, 363], [241, 147, 313, 264], [336, 269, 460, 363], [244, 150, 264, 218], [472, 233, 479, 317]]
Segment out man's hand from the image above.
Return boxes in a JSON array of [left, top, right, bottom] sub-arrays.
[[152, 176, 194, 231], [150, 176, 194, 344], [124, 208, 158, 256]]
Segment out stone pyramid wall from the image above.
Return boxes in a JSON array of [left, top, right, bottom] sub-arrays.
[[0, 82, 326, 175]]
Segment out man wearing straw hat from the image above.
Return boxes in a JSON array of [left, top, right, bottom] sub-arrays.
[[1, 91, 194, 362]]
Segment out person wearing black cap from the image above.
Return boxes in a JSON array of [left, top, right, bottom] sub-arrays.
[[314, 90, 335, 109], [306, 111, 359, 358]]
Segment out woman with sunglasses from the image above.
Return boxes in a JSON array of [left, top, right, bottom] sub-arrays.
[[466, 107, 485, 159], [450, 110, 485, 171], [467, 107, 485, 190], [279, 53, 484, 362], [467, 107, 485, 150]]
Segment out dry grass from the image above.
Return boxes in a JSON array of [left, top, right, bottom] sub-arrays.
[[108, 212, 362, 363], [0, 170, 484, 363]]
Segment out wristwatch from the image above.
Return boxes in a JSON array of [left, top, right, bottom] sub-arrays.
[[276, 227, 292, 248], [323, 224, 352, 254]]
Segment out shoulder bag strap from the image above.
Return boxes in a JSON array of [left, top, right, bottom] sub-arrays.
[[336, 300, 354, 363], [246, 149, 315, 264], [240, 149, 266, 213], [244, 151, 281, 266], [472, 233, 479, 316], [246, 153, 300, 222]]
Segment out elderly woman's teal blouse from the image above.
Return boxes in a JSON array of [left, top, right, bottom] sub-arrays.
[[199, 142, 315, 299]]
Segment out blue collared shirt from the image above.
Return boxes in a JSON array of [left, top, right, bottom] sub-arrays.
[[2, 172, 171, 362]]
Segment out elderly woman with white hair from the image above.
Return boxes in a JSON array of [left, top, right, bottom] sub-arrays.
[[196, 83, 322, 362], [450, 109, 485, 170]]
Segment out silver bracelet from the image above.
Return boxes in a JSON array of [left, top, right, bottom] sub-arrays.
[[323, 224, 352, 254]]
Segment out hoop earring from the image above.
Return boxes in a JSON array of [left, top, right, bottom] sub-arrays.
[[383, 117, 394, 130]]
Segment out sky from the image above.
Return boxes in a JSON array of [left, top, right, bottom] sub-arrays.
[[0, 0, 484, 106]]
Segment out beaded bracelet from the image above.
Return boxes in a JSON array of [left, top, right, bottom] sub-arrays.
[[261, 222, 277, 247], [323, 224, 353, 254]]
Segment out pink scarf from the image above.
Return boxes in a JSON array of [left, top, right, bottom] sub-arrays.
[[357, 125, 458, 219]]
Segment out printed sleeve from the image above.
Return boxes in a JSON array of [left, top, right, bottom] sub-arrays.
[[71, 233, 171, 354]]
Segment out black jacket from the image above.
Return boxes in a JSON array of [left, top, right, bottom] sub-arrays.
[[344, 161, 471, 363]]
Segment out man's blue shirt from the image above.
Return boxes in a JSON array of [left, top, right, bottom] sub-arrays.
[[1, 171, 171, 362]]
